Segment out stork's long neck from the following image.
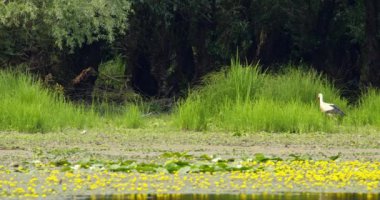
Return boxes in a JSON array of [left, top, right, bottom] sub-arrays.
[[319, 95, 325, 110], [319, 96, 324, 105]]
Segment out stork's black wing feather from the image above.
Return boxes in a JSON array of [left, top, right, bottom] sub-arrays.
[[326, 104, 345, 116]]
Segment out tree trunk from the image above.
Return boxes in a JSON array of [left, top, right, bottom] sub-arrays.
[[312, 0, 336, 71], [361, 0, 380, 87]]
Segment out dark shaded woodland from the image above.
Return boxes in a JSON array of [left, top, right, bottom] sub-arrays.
[[0, 0, 379, 102]]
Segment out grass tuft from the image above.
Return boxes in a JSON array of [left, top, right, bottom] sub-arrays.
[[123, 104, 144, 129], [219, 99, 337, 133], [0, 70, 146, 132], [345, 89, 380, 128], [173, 60, 346, 133], [174, 95, 208, 131], [0, 70, 100, 132]]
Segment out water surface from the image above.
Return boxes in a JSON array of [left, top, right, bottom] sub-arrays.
[[72, 193, 379, 200]]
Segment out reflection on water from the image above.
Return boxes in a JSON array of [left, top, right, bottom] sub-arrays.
[[72, 193, 380, 200]]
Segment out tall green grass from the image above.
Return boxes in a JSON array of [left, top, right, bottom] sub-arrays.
[[4, 63, 380, 134], [102, 102, 146, 129], [0, 71, 101, 132], [345, 89, 380, 128], [175, 94, 208, 131], [0, 70, 145, 132], [123, 104, 144, 128], [218, 99, 338, 133], [259, 67, 344, 105], [174, 60, 264, 131], [173, 60, 346, 133]]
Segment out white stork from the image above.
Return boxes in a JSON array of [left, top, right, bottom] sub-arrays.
[[317, 93, 345, 117]]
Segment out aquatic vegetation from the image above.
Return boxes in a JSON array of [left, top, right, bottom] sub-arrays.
[[1, 154, 379, 198]]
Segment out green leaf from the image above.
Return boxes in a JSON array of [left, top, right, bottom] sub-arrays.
[[177, 166, 191, 174], [254, 153, 269, 163], [136, 163, 159, 173], [198, 165, 215, 173], [52, 159, 70, 167], [164, 162, 180, 173], [329, 153, 342, 161], [199, 154, 212, 161]]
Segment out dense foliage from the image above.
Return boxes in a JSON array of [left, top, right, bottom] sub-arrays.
[[0, 0, 129, 50], [125, 0, 375, 99], [0, 0, 130, 100], [0, 0, 379, 101]]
